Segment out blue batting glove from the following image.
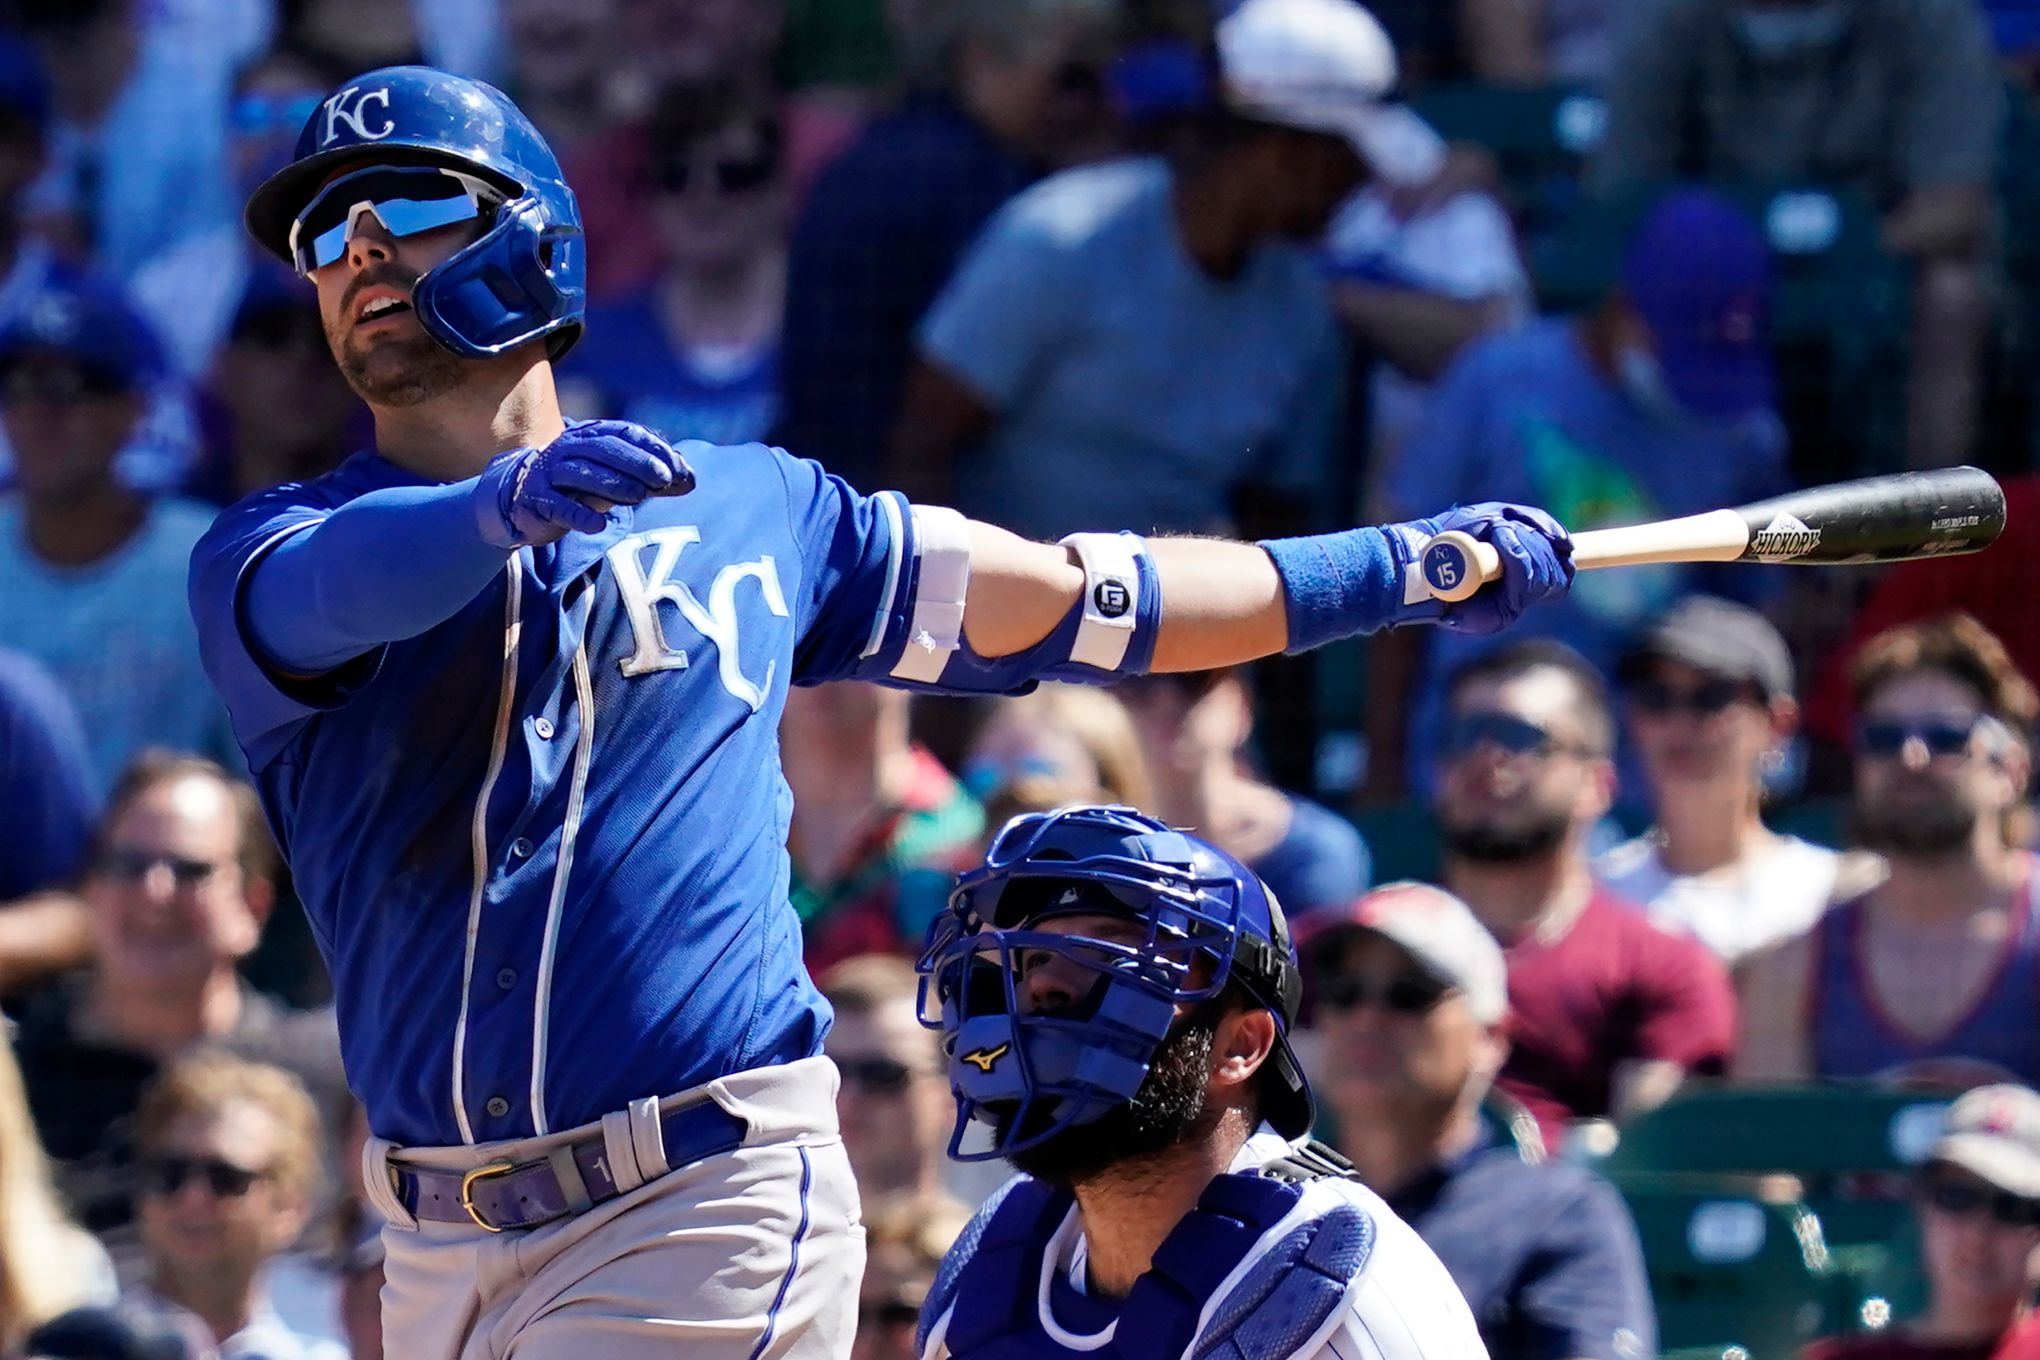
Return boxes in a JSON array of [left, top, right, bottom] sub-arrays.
[[1382, 502, 1574, 635], [474, 420, 696, 549]]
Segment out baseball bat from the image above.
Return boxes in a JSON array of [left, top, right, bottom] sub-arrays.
[[1417, 466, 2007, 605]]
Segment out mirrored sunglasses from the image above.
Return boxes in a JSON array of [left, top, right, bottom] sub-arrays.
[[289, 165, 501, 276], [1853, 716, 1986, 759], [92, 847, 224, 889], [1443, 711, 1578, 761]]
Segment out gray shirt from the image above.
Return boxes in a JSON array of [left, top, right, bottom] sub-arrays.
[[1592, 0, 2001, 208]]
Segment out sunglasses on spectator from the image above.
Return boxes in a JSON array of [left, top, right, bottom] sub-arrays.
[[230, 91, 322, 140], [1314, 971, 1451, 1016], [1853, 715, 1994, 760], [837, 1057, 918, 1094], [1921, 1174, 2040, 1228], [92, 847, 225, 889], [1442, 712, 1590, 762], [1628, 677, 1762, 718], [651, 152, 780, 197], [0, 360, 129, 404], [139, 1155, 265, 1199], [289, 165, 501, 276]]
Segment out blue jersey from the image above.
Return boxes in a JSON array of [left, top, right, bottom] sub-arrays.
[[190, 439, 940, 1146]]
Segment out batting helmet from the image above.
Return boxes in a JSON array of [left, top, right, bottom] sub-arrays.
[[916, 804, 1313, 1161], [243, 66, 585, 361]]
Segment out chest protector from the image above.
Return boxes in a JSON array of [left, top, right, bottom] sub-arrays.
[[922, 1143, 1375, 1360]]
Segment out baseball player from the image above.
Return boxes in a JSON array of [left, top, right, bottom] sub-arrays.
[[186, 66, 1569, 1360], [914, 804, 1488, 1360]]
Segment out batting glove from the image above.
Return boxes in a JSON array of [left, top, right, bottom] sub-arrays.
[[475, 420, 696, 550], [1382, 502, 1574, 635]]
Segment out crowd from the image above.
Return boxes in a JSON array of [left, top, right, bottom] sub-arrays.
[[0, 0, 2036, 1355]]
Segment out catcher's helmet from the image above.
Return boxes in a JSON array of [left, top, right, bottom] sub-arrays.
[[244, 66, 585, 361], [916, 804, 1313, 1161]]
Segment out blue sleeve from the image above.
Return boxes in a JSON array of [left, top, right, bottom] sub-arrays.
[[188, 482, 508, 769], [777, 451, 918, 685], [915, 203, 1076, 410], [1513, 1175, 1658, 1360], [0, 650, 98, 898]]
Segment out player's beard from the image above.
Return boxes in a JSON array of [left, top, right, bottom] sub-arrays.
[[999, 1007, 1220, 1189], [1439, 801, 1572, 864], [332, 319, 468, 407], [1851, 785, 1980, 858]]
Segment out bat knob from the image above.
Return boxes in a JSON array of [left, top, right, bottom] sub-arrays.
[[1420, 531, 1489, 604]]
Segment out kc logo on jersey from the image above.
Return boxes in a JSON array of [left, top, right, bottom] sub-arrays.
[[318, 85, 396, 146], [609, 527, 789, 711]]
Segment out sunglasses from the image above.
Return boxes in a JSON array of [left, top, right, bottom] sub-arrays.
[[1922, 1175, 2040, 1228], [1853, 716, 1988, 760], [1629, 677, 1762, 718], [1443, 712, 1585, 762], [1314, 971, 1451, 1016], [651, 152, 779, 197], [92, 847, 225, 889], [139, 1154, 264, 1199], [289, 165, 501, 277], [837, 1057, 916, 1094]]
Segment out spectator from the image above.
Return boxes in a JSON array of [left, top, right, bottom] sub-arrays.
[[1808, 1084, 2040, 1360], [1117, 669, 1370, 916], [0, 34, 58, 309], [781, 684, 985, 975], [120, 1052, 340, 1360], [818, 955, 955, 1200], [14, 753, 347, 1244], [854, 1189, 972, 1360], [1596, 596, 1852, 968], [502, 0, 621, 151], [0, 648, 95, 904], [962, 683, 1154, 828], [0, 1031, 115, 1354], [1593, 0, 2002, 470], [1435, 641, 1738, 1142], [1300, 882, 1657, 1360], [1367, 187, 1785, 801], [0, 272, 232, 791], [892, 0, 1405, 539], [776, 0, 1117, 488], [283, 0, 503, 81], [1458, 0, 1618, 85], [562, 82, 788, 448], [1740, 616, 2040, 1086]]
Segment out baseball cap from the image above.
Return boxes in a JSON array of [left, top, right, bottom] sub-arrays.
[[1620, 596, 1795, 701], [1620, 188, 1775, 421], [1928, 1084, 2040, 1199], [1216, 0, 1439, 187], [1303, 882, 1508, 1025], [0, 272, 164, 391]]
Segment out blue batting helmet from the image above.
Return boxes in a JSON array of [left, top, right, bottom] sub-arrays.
[[243, 66, 585, 360], [916, 804, 1312, 1161]]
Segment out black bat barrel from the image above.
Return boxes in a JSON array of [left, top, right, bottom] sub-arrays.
[[1734, 466, 2007, 566]]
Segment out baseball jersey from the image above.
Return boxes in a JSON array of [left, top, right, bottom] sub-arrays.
[[189, 437, 959, 1147], [920, 1128, 1488, 1360]]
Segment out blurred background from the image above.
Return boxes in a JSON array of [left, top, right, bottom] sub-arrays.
[[4, 0, 2040, 1356]]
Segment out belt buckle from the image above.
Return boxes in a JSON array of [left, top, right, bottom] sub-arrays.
[[460, 1160, 516, 1233]]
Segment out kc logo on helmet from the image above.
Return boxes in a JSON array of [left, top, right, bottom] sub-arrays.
[[319, 86, 396, 146]]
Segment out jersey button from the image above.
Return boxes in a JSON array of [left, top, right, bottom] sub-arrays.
[[496, 968, 517, 991], [510, 837, 534, 859], [485, 1096, 511, 1119], [533, 717, 555, 740]]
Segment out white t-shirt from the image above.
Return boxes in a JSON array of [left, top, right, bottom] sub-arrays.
[[1595, 832, 1842, 966], [925, 1128, 1488, 1360]]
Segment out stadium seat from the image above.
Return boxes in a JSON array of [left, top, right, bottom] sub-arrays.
[[1409, 83, 1606, 251], [1613, 1172, 1845, 1353]]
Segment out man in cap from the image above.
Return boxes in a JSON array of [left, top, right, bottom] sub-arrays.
[[1597, 596, 1852, 967], [894, 0, 1414, 540], [1301, 882, 1655, 1360], [916, 806, 1486, 1359], [1808, 1084, 2040, 1360], [1366, 187, 1787, 800]]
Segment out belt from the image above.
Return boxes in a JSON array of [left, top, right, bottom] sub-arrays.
[[392, 1099, 748, 1233]]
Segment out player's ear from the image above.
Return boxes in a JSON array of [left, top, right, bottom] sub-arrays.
[[1210, 1004, 1277, 1091]]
